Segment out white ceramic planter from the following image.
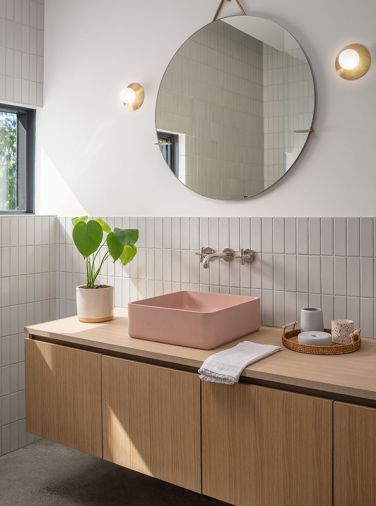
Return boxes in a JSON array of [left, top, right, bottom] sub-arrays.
[[76, 285, 114, 323]]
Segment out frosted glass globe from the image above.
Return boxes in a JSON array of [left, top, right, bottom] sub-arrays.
[[338, 48, 360, 70], [120, 87, 136, 105]]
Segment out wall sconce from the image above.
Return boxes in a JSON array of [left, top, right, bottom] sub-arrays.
[[335, 43, 371, 80], [120, 83, 145, 111]]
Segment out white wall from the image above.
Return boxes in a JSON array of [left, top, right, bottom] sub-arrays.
[[36, 0, 376, 217]]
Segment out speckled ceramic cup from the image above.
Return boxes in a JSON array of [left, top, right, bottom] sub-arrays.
[[331, 319, 354, 344]]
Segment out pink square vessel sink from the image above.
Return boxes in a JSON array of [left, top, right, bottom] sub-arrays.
[[128, 291, 261, 350]]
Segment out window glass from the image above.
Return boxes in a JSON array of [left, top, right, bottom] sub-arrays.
[[0, 105, 35, 213]]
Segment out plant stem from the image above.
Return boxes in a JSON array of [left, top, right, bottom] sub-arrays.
[[86, 258, 90, 287], [91, 241, 106, 266], [86, 257, 92, 288], [86, 255, 95, 288], [87, 242, 106, 288], [85, 249, 110, 288], [91, 252, 110, 286]]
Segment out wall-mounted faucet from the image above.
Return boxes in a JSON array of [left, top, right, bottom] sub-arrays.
[[196, 247, 256, 269], [201, 248, 235, 269]]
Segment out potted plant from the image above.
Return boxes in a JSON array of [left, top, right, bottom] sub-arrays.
[[72, 216, 138, 322]]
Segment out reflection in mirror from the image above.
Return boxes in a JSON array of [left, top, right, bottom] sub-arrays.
[[156, 16, 315, 200]]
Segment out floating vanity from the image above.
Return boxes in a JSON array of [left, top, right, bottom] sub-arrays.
[[25, 309, 376, 506]]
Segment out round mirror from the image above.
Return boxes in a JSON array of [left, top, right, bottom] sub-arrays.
[[156, 16, 315, 200]]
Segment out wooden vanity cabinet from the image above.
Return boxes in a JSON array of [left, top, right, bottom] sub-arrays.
[[25, 339, 102, 457], [334, 402, 376, 506], [202, 382, 332, 506], [25, 327, 376, 506], [102, 356, 201, 493]]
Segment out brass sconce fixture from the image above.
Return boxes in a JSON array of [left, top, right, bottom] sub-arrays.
[[120, 83, 145, 111], [335, 43, 371, 80]]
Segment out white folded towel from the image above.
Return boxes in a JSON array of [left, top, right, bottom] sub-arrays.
[[198, 341, 281, 385]]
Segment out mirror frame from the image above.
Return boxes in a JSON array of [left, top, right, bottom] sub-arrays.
[[155, 15, 317, 201]]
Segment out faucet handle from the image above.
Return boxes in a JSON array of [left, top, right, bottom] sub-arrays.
[[238, 248, 256, 265], [221, 248, 235, 262], [196, 246, 215, 263]]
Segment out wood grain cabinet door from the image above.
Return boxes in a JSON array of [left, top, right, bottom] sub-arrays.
[[202, 383, 332, 506], [102, 356, 201, 493], [334, 402, 376, 506], [25, 339, 102, 457]]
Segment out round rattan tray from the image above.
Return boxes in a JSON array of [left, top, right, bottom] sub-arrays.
[[282, 321, 361, 355]]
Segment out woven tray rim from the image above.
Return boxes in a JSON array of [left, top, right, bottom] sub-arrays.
[[281, 321, 361, 355]]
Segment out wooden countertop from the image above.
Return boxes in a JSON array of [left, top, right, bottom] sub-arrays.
[[26, 309, 376, 402]]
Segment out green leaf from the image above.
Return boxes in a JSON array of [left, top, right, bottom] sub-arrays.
[[72, 220, 103, 258], [106, 232, 124, 261], [113, 228, 139, 246], [72, 216, 88, 226], [120, 245, 137, 266], [95, 218, 111, 234]]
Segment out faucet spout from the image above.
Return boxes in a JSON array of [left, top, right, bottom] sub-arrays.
[[202, 248, 235, 269], [202, 252, 222, 269]]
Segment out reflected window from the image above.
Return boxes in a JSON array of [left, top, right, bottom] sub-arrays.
[[157, 131, 179, 175]]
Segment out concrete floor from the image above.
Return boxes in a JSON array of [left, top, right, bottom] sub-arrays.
[[0, 440, 228, 506]]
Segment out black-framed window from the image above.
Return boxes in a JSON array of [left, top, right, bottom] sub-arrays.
[[0, 103, 35, 214]]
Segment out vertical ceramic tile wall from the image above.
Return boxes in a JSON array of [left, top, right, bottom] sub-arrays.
[[0, 215, 55, 455], [0, 0, 44, 106], [55, 217, 375, 339]]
